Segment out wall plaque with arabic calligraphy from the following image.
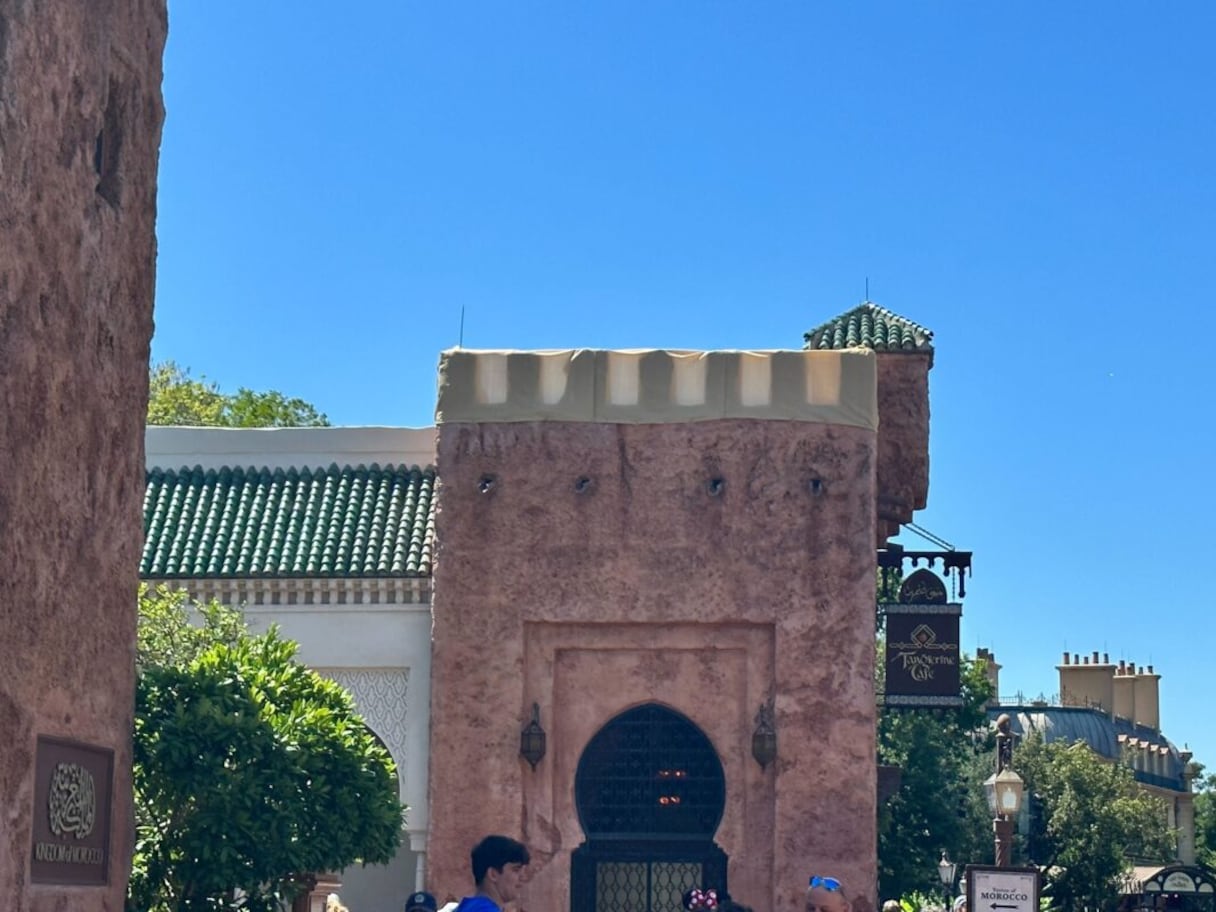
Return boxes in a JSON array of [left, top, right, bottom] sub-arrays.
[[883, 602, 963, 707], [30, 736, 113, 885]]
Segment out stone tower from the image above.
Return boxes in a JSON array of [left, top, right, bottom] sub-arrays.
[[428, 348, 894, 912], [0, 2, 167, 909]]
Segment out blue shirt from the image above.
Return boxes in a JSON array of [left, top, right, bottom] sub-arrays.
[[455, 897, 500, 912]]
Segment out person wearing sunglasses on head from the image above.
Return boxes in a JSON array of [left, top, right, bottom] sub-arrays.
[[807, 876, 851, 912]]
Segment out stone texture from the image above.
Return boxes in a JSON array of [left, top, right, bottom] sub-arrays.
[[429, 418, 879, 912], [0, 1, 166, 909], [875, 352, 932, 543]]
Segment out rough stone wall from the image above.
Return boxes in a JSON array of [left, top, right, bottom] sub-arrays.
[[875, 353, 931, 544], [0, 2, 166, 909], [430, 418, 878, 912]]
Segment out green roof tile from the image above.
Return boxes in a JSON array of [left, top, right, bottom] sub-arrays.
[[141, 463, 435, 579], [803, 302, 934, 353]]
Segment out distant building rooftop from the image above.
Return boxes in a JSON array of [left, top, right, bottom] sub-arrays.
[[988, 704, 1188, 791]]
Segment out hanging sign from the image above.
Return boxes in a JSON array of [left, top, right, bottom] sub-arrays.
[[883, 569, 962, 707]]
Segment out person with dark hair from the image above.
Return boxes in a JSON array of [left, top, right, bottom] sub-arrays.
[[454, 834, 531, 912]]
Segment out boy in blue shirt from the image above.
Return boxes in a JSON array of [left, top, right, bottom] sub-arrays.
[[454, 835, 530, 912]]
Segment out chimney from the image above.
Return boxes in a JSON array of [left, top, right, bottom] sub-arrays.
[[1133, 665, 1161, 731], [1113, 659, 1135, 721], [976, 648, 1001, 704], [1058, 649, 1116, 715]]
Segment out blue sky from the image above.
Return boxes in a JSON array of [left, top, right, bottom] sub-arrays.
[[155, 5, 1216, 772]]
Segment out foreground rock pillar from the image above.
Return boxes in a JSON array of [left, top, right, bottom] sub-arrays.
[[0, 2, 167, 910]]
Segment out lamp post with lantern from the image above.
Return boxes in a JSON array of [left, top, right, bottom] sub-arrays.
[[937, 852, 957, 910], [983, 714, 1024, 867]]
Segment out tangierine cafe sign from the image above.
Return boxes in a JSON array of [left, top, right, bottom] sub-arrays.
[[30, 736, 113, 885], [883, 568, 963, 708]]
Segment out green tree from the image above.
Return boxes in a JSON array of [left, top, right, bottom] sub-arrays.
[[877, 656, 995, 902], [147, 361, 329, 427], [1015, 737, 1175, 912], [129, 586, 402, 912], [1194, 772, 1216, 869]]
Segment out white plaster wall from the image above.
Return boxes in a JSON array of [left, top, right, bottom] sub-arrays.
[[146, 425, 437, 471]]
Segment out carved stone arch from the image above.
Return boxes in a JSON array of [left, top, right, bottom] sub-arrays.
[[316, 668, 409, 798]]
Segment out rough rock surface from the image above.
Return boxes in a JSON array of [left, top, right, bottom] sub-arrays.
[[875, 352, 932, 544], [430, 419, 879, 912], [0, 1, 166, 909]]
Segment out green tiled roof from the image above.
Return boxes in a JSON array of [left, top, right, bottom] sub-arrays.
[[141, 464, 435, 578], [804, 302, 934, 353]]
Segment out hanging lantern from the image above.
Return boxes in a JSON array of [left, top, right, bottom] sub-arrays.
[[751, 701, 777, 769], [519, 702, 547, 770]]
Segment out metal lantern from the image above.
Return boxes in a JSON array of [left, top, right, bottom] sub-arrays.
[[984, 768, 1025, 817], [938, 852, 957, 889], [751, 701, 777, 769], [520, 702, 546, 770]]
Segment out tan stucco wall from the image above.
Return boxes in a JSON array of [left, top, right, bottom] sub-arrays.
[[0, 2, 165, 909], [429, 416, 878, 912]]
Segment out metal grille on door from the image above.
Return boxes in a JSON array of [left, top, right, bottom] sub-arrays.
[[571, 704, 727, 912]]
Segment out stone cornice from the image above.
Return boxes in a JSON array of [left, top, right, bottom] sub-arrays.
[[147, 576, 432, 608]]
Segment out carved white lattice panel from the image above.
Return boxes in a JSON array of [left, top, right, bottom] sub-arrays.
[[317, 668, 409, 783]]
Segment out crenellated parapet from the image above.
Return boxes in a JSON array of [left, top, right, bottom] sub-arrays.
[[437, 348, 877, 429]]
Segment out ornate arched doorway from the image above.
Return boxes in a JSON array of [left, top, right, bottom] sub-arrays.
[[571, 703, 727, 912]]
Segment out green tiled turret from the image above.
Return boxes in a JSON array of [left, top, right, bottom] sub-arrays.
[[804, 301, 933, 353], [141, 463, 435, 578]]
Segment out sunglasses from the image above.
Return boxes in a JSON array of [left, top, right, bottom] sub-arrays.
[[809, 877, 842, 892]]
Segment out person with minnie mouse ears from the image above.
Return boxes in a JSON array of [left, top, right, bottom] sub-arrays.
[[683, 887, 720, 910], [683, 886, 757, 912]]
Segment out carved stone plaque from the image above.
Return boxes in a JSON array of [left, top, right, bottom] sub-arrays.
[[30, 736, 113, 885]]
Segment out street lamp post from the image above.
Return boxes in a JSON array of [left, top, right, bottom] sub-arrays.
[[983, 714, 1024, 868], [937, 852, 957, 910]]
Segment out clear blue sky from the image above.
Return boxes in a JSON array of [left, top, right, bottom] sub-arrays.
[[154, 4, 1216, 773]]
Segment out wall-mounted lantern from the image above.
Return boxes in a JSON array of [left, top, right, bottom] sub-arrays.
[[520, 702, 547, 770], [751, 701, 777, 769]]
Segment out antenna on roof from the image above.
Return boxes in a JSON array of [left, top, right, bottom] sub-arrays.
[[458, 305, 466, 349], [865, 277, 869, 301]]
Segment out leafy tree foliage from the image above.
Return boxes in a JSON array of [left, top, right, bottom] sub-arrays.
[[147, 361, 329, 427], [1194, 772, 1216, 869], [877, 656, 995, 901], [129, 586, 402, 912], [1014, 737, 1175, 912]]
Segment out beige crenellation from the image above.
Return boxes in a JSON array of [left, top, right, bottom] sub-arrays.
[[436, 348, 878, 429]]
